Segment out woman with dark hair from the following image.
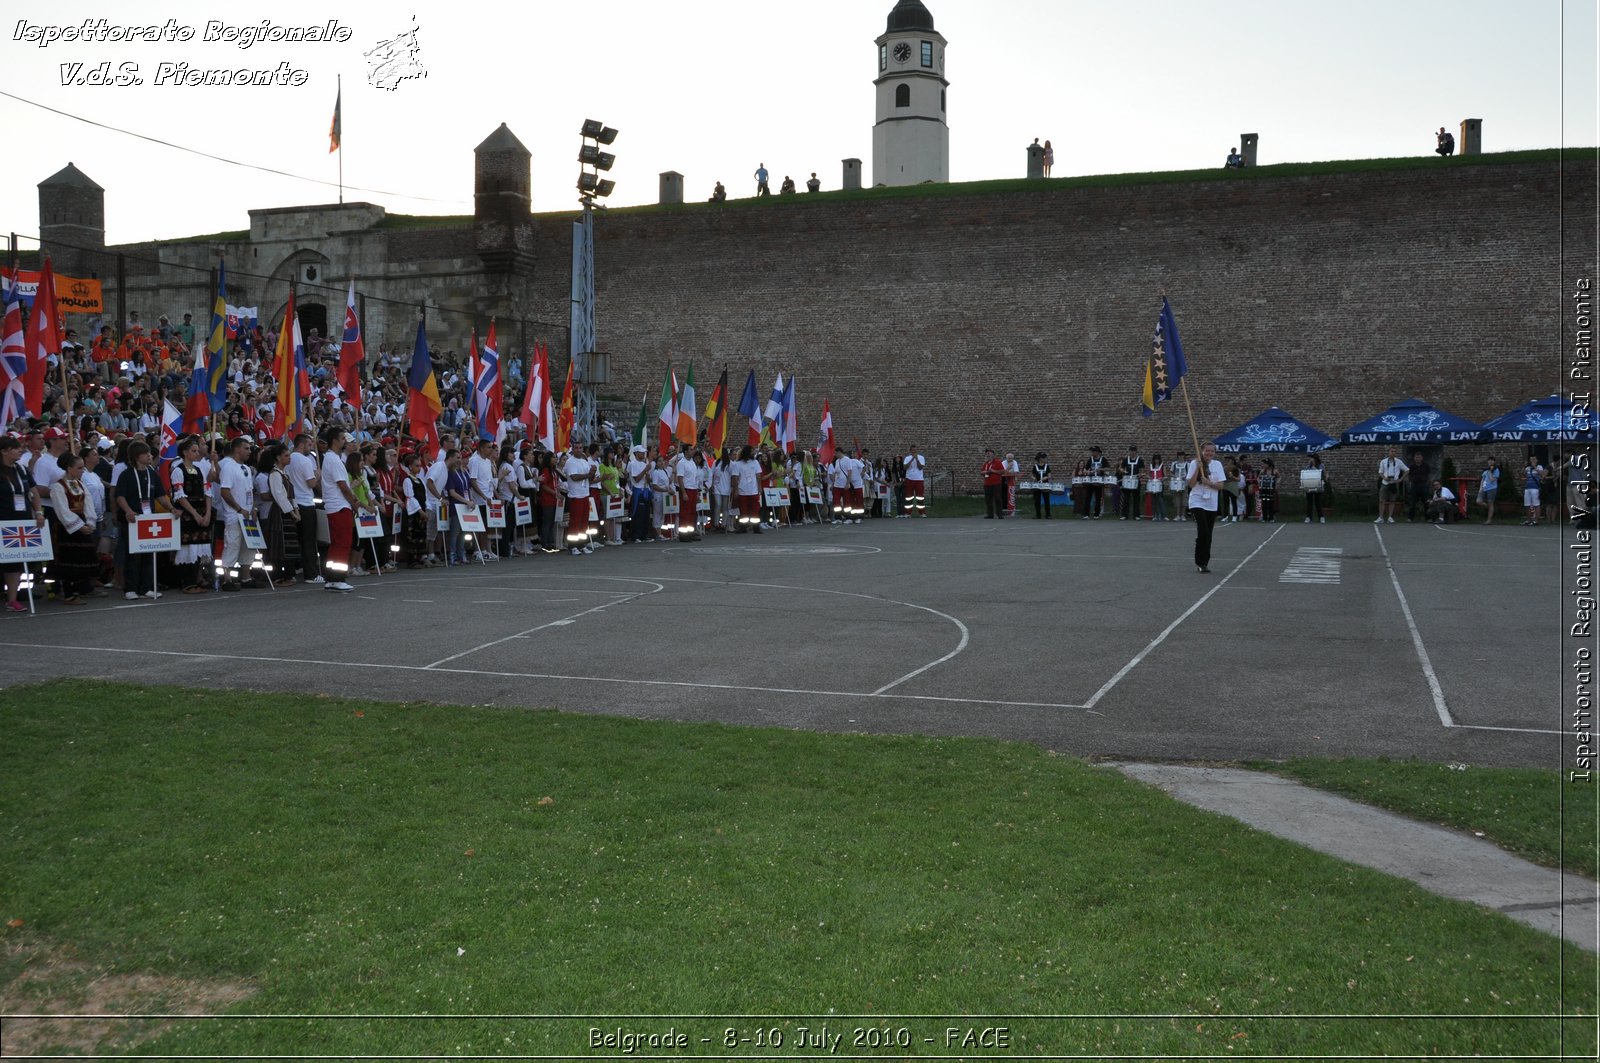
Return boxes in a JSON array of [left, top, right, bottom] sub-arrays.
[[49, 453, 101, 606], [374, 446, 401, 571], [1258, 459, 1279, 523], [536, 451, 560, 554], [399, 451, 429, 567], [169, 436, 213, 593], [731, 445, 763, 533], [258, 443, 297, 586], [0, 436, 41, 612]]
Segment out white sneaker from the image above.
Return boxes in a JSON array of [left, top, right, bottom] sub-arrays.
[[1387, 517, 1395, 524], [1373, 518, 1383, 524], [582, 545, 594, 554], [144, 590, 162, 600], [1304, 517, 1311, 523], [124, 591, 139, 601], [349, 567, 369, 577], [570, 547, 582, 556], [1320, 517, 1326, 523], [334, 581, 354, 592], [308, 574, 326, 584]]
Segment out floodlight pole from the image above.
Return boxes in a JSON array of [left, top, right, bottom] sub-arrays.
[[571, 194, 597, 446]]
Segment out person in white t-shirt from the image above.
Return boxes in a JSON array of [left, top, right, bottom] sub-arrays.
[[677, 450, 706, 540], [216, 437, 257, 591], [902, 446, 927, 515], [711, 452, 733, 533], [562, 441, 595, 554], [320, 428, 356, 590], [1186, 442, 1226, 574], [731, 446, 763, 533], [1376, 447, 1408, 524], [286, 433, 323, 582], [648, 454, 674, 539], [425, 444, 451, 564], [845, 452, 865, 523]]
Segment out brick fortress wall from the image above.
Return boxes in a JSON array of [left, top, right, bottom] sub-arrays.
[[517, 159, 1591, 493]]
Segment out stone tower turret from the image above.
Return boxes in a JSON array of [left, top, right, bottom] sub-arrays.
[[474, 123, 535, 274], [38, 163, 106, 277]]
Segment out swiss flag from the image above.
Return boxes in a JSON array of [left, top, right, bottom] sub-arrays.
[[133, 515, 177, 549]]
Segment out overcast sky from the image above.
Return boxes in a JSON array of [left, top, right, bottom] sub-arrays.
[[2, 0, 1595, 247]]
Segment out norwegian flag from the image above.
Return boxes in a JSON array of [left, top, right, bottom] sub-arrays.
[[470, 321, 503, 443]]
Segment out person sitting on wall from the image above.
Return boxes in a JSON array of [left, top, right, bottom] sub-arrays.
[[709, 181, 726, 203], [780, 175, 796, 195], [1426, 479, 1458, 524], [806, 172, 821, 192], [1435, 127, 1455, 157], [1225, 148, 1243, 168]]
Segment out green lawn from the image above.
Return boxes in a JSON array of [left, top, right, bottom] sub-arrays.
[[0, 681, 1592, 1057], [1253, 758, 1598, 879]]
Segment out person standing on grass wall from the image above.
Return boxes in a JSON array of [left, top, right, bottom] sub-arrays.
[[1187, 442, 1225, 574]]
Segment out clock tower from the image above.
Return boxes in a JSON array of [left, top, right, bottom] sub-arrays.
[[872, 0, 949, 187]]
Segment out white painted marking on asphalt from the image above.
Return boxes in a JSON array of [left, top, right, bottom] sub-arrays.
[[869, 614, 971, 695], [1082, 525, 1286, 710], [1447, 723, 1580, 737], [1374, 525, 1454, 729], [1279, 546, 1342, 584], [470, 600, 509, 605], [401, 600, 434, 604], [0, 641, 1092, 712], [422, 581, 665, 669]]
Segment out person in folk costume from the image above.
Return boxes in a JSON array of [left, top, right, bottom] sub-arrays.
[[47, 452, 101, 605], [398, 451, 430, 567], [167, 439, 210, 594], [1119, 445, 1145, 520]]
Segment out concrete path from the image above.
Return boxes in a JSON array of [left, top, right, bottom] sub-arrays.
[[1109, 763, 1599, 951]]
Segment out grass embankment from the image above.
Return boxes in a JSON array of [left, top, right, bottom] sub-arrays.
[[1, 681, 1591, 1057], [1256, 758, 1598, 879]]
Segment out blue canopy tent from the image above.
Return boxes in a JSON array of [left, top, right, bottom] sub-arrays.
[[1212, 407, 1339, 453], [1338, 398, 1488, 445], [1483, 394, 1597, 443]]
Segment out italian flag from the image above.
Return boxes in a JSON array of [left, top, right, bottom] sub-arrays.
[[656, 364, 677, 456], [675, 362, 697, 445]]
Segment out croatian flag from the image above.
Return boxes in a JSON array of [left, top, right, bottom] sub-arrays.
[[159, 398, 182, 481]]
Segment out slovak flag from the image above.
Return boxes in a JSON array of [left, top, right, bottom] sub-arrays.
[[337, 279, 364, 408], [159, 399, 182, 480]]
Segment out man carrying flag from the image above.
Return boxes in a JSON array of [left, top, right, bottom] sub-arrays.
[[817, 398, 836, 465]]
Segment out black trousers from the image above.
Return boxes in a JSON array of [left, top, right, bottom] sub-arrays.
[[1306, 492, 1324, 520], [1033, 490, 1050, 518], [1193, 507, 1218, 569], [1120, 486, 1139, 519], [297, 504, 322, 579], [984, 483, 1003, 518]]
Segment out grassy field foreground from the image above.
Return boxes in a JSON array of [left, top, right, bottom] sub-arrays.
[[0, 680, 1592, 1057]]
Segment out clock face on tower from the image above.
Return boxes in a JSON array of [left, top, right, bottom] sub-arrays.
[[893, 42, 911, 64]]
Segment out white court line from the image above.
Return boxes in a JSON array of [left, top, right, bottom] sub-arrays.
[[0, 641, 1091, 712], [1448, 723, 1580, 737], [1082, 525, 1285, 710], [1374, 525, 1454, 728], [422, 580, 665, 669]]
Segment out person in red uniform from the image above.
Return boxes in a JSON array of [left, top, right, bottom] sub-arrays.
[[981, 449, 1005, 519]]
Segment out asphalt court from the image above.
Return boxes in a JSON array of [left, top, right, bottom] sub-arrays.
[[0, 516, 1571, 768]]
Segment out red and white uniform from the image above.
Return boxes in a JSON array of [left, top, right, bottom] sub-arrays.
[[563, 455, 593, 546]]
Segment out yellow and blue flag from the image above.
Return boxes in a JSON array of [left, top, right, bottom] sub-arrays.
[[1140, 296, 1189, 418]]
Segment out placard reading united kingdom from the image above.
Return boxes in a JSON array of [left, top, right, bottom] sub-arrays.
[[0, 521, 53, 563]]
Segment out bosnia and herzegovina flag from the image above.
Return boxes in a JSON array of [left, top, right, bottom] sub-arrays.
[[407, 311, 442, 459], [1140, 296, 1190, 418]]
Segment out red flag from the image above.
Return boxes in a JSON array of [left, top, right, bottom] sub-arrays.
[[337, 279, 363, 407], [519, 341, 554, 448], [271, 290, 301, 439], [817, 399, 836, 465], [555, 357, 575, 452], [535, 345, 555, 451], [704, 367, 729, 459], [22, 259, 60, 418]]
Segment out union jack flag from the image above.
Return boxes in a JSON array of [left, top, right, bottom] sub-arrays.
[[1, 524, 42, 550]]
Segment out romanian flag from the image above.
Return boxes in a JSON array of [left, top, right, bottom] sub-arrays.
[[555, 356, 575, 452], [675, 362, 697, 445], [656, 364, 677, 456], [337, 278, 364, 408], [271, 291, 304, 439], [704, 367, 729, 458], [1140, 296, 1190, 418], [329, 86, 341, 153], [406, 312, 442, 459]]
